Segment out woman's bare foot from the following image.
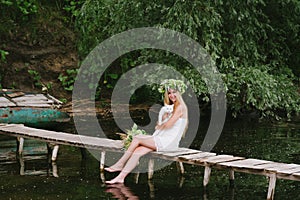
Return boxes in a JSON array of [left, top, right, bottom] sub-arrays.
[[104, 163, 124, 172], [105, 177, 124, 184], [104, 167, 121, 172]]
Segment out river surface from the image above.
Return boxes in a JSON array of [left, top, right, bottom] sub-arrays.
[[0, 115, 300, 200]]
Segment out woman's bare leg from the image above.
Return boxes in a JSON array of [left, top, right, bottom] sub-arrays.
[[105, 135, 156, 172], [106, 146, 154, 184]]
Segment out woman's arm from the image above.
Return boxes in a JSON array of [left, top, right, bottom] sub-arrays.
[[156, 104, 183, 130]]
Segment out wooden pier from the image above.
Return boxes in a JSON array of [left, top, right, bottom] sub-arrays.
[[0, 123, 300, 200]]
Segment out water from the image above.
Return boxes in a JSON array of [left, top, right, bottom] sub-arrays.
[[0, 117, 300, 199]]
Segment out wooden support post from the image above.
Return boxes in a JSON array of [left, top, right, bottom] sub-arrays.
[[52, 162, 59, 177], [229, 169, 235, 186], [178, 176, 185, 188], [134, 172, 140, 184], [100, 151, 106, 172], [100, 171, 105, 183], [267, 173, 277, 200], [19, 155, 25, 176], [203, 166, 211, 187], [51, 145, 59, 161], [176, 161, 185, 174], [17, 137, 24, 155], [148, 158, 154, 180], [98, 151, 106, 182], [80, 148, 87, 160]]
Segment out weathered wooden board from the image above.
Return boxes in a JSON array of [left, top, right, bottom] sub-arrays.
[[15, 103, 53, 107], [0, 97, 11, 102], [256, 163, 300, 174], [201, 155, 245, 164], [145, 148, 202, 163], [6, 92, 25, 98], [12, 94, 48, 101], [255, 162, 285, 168], [0, 124, 123, 150], [276, 166, 300, 174], [14, 99, 54, 103], [1, 92, 63, 109], [292, 172, 300, 177], [0, 97, 16, 107], [219, 158, 272, 169], [179, 152, 216, 161], [154, 148, 201, 157]]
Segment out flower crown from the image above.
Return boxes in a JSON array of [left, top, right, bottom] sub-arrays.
[[158, 79, 187, 94]]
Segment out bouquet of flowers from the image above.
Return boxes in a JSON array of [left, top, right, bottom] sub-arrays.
[[118, 123, 147, 149]]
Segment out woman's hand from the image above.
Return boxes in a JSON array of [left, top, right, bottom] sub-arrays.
[[155, 124, 162, 130], [155, 124, 161, 130]]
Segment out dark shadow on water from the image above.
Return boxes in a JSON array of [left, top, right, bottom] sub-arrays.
[[105, 183, 139, 200]]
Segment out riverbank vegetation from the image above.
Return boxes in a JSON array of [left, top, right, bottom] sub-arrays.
[[0, 0, 299, 120]]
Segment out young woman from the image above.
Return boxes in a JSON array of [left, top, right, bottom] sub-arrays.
[[105, 79, 188, 184]]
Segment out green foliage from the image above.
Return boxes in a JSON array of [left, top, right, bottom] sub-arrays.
[[0, 50, 9, 63], [63, 0, 85, 19], [74, 0, 300, 119], [262, 0, 300, 76], [16, 0, 38, 15], [225, 66, 300, 119], [103, 73, 119, 89], [28, 69, 42, 88], [59, 98, 68, 104], [0, 0, 38, 21], [58, 68, 78, 91]]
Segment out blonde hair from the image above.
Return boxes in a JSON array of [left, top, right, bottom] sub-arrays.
[[163, 90, 189, 137]]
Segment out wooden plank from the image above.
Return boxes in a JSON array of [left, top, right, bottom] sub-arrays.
[[0, 97, 10, 102], [255, 162, 286, 169], [201, 155, 245, 164], [179, 152, 216, 161], [15, 103, 52, 107], [292, 172, 300, 177], [253, 162, 290, 172], [276, 166, 300, 174], [219, 158, 272, 169], [46, 94, 63, 104], [194, 155, 244, 166], [154, 149, 201, 157], [14, 99, 54, 103], [258, 163, 300, 173], [12, 95, 49, 103], [0, 102, 16, 107], [0, 97, 16, 106], [13, 95, 47, 100], [6, 92, 25, 98]]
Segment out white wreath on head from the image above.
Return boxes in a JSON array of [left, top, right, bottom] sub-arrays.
[[158, 79, 187, 94]]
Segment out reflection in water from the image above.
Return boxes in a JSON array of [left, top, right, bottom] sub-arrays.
[[148, 180, 155, 199], [104, 173, 235, 200], [106, 183, 139, 200], [18, 155, 59, 177]]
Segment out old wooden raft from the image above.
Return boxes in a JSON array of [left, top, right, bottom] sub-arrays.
[[0, 123, 300, 200], [0, 89, 69, 126]]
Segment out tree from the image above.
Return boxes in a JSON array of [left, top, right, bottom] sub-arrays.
[[75, 0, 300, 119]]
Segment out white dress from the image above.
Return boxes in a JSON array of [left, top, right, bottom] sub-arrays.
[[152, 118, 187, 152]]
